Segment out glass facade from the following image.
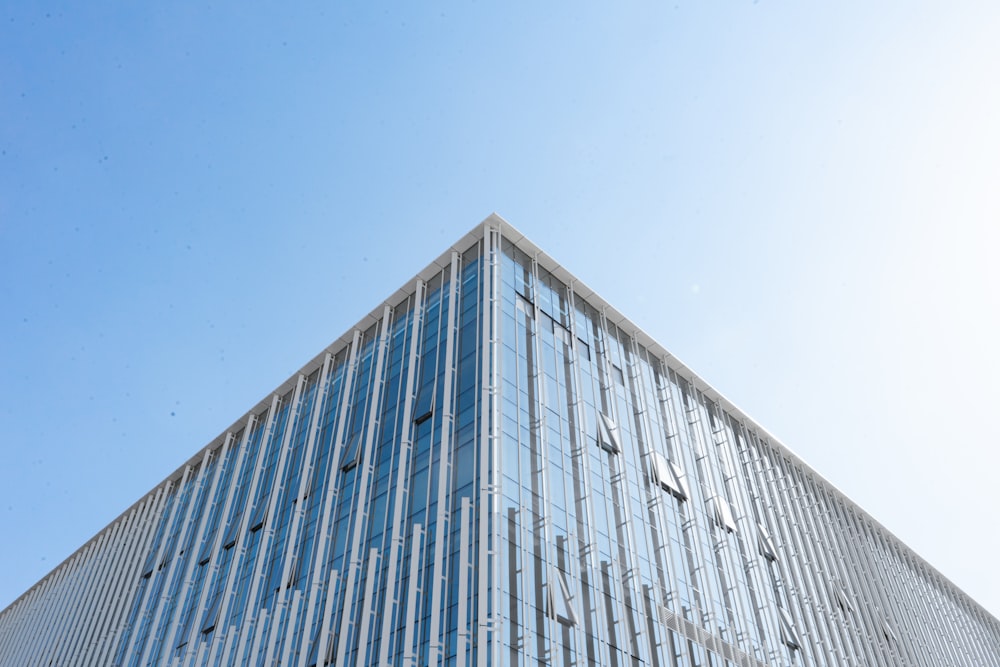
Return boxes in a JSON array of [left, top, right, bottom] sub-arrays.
[[1, 216, 998, 666]]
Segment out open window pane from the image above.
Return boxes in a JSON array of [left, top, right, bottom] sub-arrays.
[[412, 385, 434, 425], [200, 591, 222, 635], [778, 607, 800, 650], [197, 535, 214, 565], [412, 346, 437, 425], [834, 584, 853, 616], [340, 428, 364, 471], [221, 520, 240, 550], [757, 522, 778, 561], [597, 412, 621, 454], [881, 616, 897, 644], [140, 549, 157, 579], [667, 461, 690, 499], [249, 503, 267, 533], [546, 566, 578, 626], [174, 561, 207, 648], [708, 496, 738, 533], [651, 451, 689, 501]]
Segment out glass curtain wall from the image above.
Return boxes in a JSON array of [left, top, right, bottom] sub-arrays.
[[492, 232, 1000, 667], [0, 241, 489, 667], [3, 219, 999, 667]]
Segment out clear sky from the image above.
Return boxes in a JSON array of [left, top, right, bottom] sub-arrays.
[[2, 2, 998, 620]]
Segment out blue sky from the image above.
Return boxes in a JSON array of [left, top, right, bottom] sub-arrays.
[[2, 2, 999, 619]]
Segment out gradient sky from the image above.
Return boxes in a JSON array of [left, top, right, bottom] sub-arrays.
[[2, 2, 999, 620]]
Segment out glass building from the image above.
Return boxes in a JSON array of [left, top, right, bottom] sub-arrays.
[[1, 215, 998, 667]]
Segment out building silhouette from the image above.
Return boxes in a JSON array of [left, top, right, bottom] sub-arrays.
[[2, 215, 998, 666]]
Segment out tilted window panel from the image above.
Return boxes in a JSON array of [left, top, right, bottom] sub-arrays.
[[777, 607, 800, 650], [339, 428, 364, 471], [833, 583, 853, 617], [651, 451, 690, 501], [757, 522, 778, 562], [597, 412, 621, 454], [546, 566, 578, 627], [708, 496, 738, 534]]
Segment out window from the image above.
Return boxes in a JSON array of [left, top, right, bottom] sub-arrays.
[[708, 496, 738, 533], [174, 561, 208, 649], [249, 503, 267, 533], [201, 591, 222, 635], [757, 522, 778, 562], [221, 521, 240, 550], [880, 616, 897, 645], [833, 584, 853, 617], [413, 341, 437, 426], [284, 553, 298, 590], [546, 566, 578, 626], [340, 428, 364, 471], [196, 534, 214, 566], [777, 608, 800, 650], [650, 451, 689, 501], [597, 412, 621, 454], [412, 385, 434, 425], [140, 550, 157, 579]]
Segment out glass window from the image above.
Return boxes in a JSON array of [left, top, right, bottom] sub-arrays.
[[413, 384, 434, 425], [221, 520, 240, 550], [597, 412, 621, 454], [651, 451, 689, 501], [340, 428, 364, 471], [249, 503, 267, 533], [140, 550, 156, 579], [756, 522, 777, 562], [881, 616, 897, 644], [834, 584, 853, 616], [777, 608, 800, 650], [547, 566, 578, 626], [200, 588, 223, 635], [708, 496, 738, 534]]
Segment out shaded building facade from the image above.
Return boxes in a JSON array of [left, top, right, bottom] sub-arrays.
[[1, 215, 998, 666]]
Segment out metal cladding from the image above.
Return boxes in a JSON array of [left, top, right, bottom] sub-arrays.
[[1, 215, 998, 666]]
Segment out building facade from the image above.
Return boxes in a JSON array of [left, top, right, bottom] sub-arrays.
[[1, 215, 998, 667]]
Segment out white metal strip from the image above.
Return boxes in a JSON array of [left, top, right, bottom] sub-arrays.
[[377, 281, 424, 666], [401, 525, 424, 667], [335, 305, 393, 667], [356, 547, 381, 666], [277, 588, 302, 667], [456, 497, 472, 667], [426, 252, 460, 667], [316, 569, 342, 667]]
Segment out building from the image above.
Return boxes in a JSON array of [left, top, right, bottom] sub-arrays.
[[1, 215, 998, 667]]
